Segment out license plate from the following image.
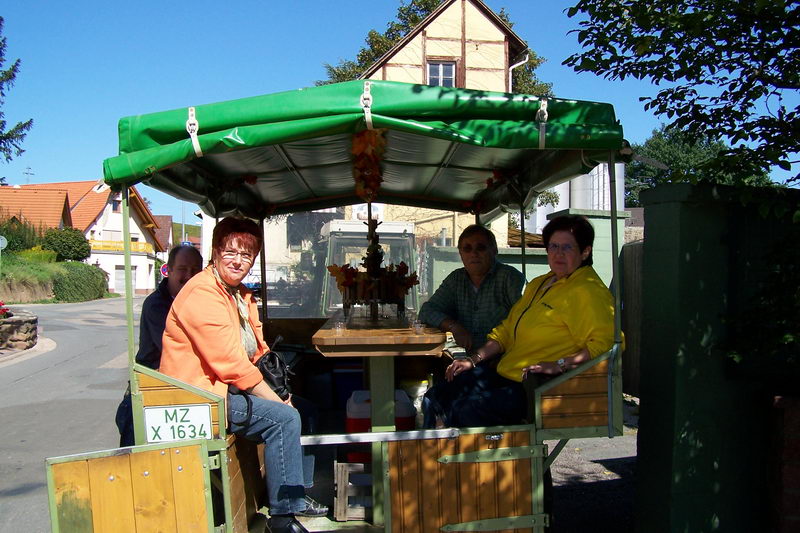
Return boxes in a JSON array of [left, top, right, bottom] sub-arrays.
[[144, 404, 212, 443]]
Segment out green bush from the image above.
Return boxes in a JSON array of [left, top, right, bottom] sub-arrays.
[[16, 246, 57, 263], [43, 228, 91, 261], [52, 262, 107, 302], [0, 217, 43, 252]]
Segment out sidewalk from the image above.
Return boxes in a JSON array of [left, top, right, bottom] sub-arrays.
[[0, 336, 56, 366]]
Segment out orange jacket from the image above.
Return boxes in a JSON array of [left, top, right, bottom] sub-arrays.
[[159, 266, 267, 398]]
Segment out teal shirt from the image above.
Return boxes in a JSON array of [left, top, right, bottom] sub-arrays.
[[419, 262, 525, 349]]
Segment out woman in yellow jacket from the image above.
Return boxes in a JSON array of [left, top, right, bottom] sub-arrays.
[[423, 215, 618, 428]]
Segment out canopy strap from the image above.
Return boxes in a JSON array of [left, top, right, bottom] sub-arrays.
[[185, 106, 203, 157], [536, 98, 548, 149], [360, 81, 374, 130]]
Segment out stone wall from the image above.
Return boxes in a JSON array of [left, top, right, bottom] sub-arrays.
[[0, 310, 38, 351]]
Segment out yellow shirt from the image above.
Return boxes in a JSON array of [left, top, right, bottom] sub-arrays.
[[489, 265, 620, 382]]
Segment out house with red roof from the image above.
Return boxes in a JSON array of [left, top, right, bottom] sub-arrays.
[[9, 180, 166, 294]]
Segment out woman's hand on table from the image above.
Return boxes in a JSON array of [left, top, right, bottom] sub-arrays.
[[445, 358, 475, 382]]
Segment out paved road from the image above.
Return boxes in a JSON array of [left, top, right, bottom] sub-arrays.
[[0, 297, 140, 533]]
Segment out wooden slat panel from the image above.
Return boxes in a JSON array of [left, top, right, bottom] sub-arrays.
[[419, 438, 441, 532], [542, 413, 608, 429], [512, 431, 533, 533], [141, 390, 221, 415], [545, 374, 608, 395], [575, 359, 609, 375], [87, 455, 136, 532], [541, 394, 608, 415], [477, 434, 501, 521], [458, 433, 480, 525], [389, 442, 403, 529], [398, 439, 422, 533], [52, 461, 94, 533], [495, 433, 518, 533], [438, 436, 460, 528], [138, 373, 176, 389], [229, 467, 248, 533], [170, 446, 209, 533], [237, 439, 265, 520], [130, 449, 178, 532]]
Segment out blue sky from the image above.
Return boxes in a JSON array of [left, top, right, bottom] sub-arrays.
[[1, 1, 790, 221]]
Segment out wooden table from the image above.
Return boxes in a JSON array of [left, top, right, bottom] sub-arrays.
[[312, 311, 446, 525]]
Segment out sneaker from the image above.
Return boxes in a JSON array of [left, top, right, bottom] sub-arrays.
[[295, 495, 329, 517], [266, 515, 309, 533]]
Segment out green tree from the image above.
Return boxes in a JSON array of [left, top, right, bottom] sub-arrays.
[[42, 227, 91, 262], [564, 0, 799, 184], [0, 17, 33, 162], [626, 125, 774, 206], [319, 0, 553, 96], [0, 215, 42, 251]]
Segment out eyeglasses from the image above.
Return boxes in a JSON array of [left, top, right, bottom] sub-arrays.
[[459, 243, 490, 253], [221, 249, 255, 264], [546, 242, 576, 254]]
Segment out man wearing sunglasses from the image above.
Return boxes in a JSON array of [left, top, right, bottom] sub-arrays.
[[419, 224, 525, 353]]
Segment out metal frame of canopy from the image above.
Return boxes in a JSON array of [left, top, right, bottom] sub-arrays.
[[106, 79, 627, 532]]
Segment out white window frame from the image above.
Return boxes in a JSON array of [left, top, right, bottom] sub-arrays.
[[427, 61, 456, 88]]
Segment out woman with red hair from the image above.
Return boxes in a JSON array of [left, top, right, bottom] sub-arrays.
[[160, 217, 320, 533]]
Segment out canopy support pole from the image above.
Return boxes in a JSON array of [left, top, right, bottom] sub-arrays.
[[607, 154, 622, 437], [519, 192, 527, 280], [259, 219, 269, 326], [122, 187, 135, 369]]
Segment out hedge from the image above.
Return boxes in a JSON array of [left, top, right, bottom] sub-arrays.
[[52, 262, 107, 302]]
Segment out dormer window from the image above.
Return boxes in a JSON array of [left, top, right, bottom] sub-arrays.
[[428, 61, 456, 88]]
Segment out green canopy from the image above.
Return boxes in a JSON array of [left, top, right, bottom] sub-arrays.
[[103, 80, 627, 222]]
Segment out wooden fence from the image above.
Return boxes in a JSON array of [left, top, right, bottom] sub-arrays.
[[621, 241, 643, 397]]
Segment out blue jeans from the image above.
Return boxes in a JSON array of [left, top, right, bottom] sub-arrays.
[[227, 394, 306, 515], [291, 395, 318, 489], [423, 364, 527, 428]]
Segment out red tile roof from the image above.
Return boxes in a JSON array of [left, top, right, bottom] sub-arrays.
[[23, 181, 109, 232], [0, 187, 73, 229]]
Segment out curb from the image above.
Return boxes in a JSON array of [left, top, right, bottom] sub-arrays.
[[0, 337, 57, 367]]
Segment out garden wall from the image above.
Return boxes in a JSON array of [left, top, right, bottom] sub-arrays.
[[0, 309, 38, 351]]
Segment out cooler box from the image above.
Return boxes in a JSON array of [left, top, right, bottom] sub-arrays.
[[345, 390, 416, 462]]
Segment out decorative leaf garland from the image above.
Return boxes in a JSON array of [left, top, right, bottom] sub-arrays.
[[352, 129, 387, 201]]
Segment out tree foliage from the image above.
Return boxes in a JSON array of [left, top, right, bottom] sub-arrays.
[[0, 17, 33, 163], [626, 125, 774, 206], [0, 215, 43, 252], [319, 0, 552, 96], [564, 0, 800, 184], [42, 227, 91, 262]]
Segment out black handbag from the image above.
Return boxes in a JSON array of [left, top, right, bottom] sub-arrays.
[[255, 335, 294, 400]]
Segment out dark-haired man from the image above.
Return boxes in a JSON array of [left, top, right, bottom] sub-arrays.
[[114, 245, 203, 446], [419, 224, 525, 352]]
